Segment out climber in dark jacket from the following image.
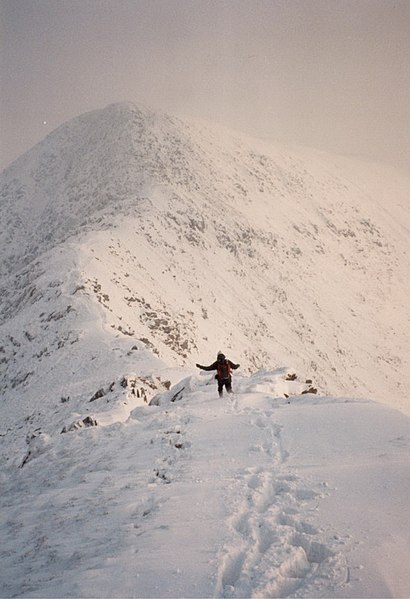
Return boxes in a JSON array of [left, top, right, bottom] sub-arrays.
[[196, 351, 240, 397]]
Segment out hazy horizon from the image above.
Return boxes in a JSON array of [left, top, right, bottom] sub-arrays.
[[1, 0, 410, 173]]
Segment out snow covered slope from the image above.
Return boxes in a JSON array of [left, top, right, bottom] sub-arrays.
[[1, 102, 409, 416], [1, 103, 409, 598], [1, 371, 409, 598]]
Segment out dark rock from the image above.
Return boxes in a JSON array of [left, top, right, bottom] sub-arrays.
[[82, 416, 97, 427], [90, 388, 105, 402], [301, 387, 318, 395]]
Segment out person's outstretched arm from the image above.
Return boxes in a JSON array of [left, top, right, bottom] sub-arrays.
[[196, 361, 218, 371], [228, 360, 240, 370]]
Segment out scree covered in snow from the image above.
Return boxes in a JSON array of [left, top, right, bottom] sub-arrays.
[[0, 102, 409, 598]]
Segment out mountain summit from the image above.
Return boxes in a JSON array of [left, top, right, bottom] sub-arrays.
[[1, 102, 409, 415]]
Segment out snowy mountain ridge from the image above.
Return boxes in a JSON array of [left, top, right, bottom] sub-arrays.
[[1, 101, 409, 415], [1, 103, 410, 598]]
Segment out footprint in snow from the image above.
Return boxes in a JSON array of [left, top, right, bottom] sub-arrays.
[[216, 465, 344, 598]]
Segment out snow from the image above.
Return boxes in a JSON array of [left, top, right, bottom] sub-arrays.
[[1, 102, 409, 413], [1, 370, 409, 598], [1, 102, 410, 597]]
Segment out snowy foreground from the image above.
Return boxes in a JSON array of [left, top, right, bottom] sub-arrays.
[[1, 369, 409, 599]]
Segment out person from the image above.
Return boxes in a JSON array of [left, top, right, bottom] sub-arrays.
[[196, 351, 240, 397]]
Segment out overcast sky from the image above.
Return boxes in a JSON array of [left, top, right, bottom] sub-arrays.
[[1, 0, 409, 172]]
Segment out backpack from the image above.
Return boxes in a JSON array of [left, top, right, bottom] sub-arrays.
[[217, 359, 232, 380]]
